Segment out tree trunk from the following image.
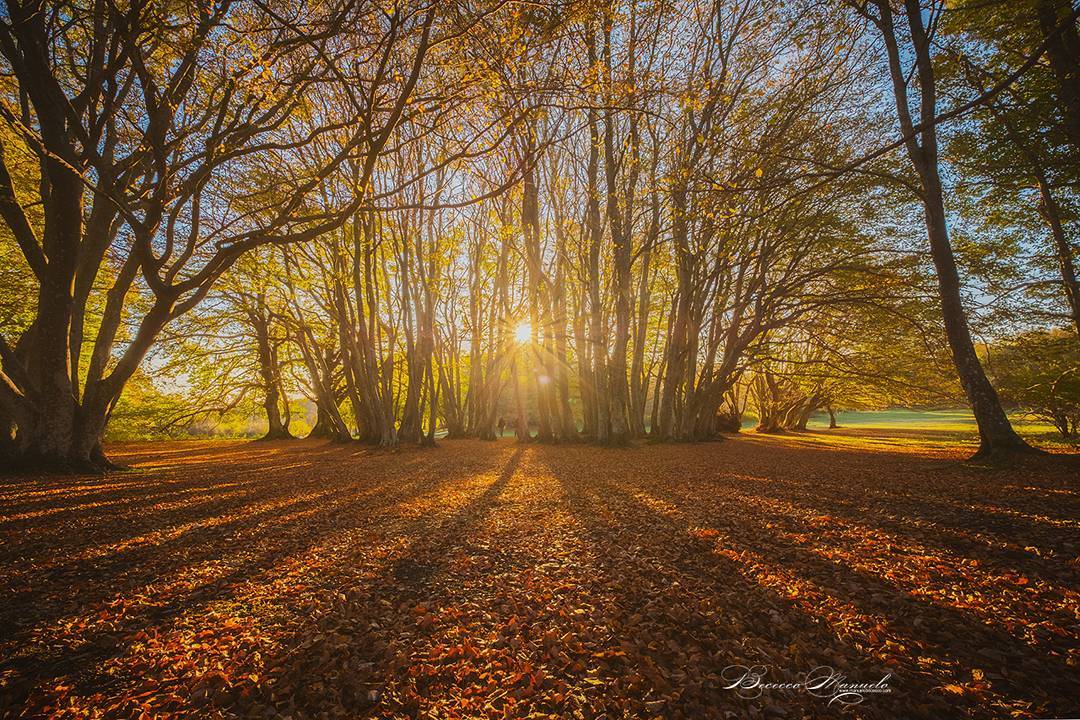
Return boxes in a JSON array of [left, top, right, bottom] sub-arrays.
[[260, 385, 291, 441], [253, 299, 293, 441], [754, 372, 783, 434], [308, 404, 334, 439], [552, 236, 578, 440], [520, 136, 556, 442], [924, 172, 1032, 456], [573, 288, 596, 438], [602, 19, 633, 445], [877, 0, 1035, 459], [1035, 174, 1080, 336], [1036, 0, 1080, 152], [15, 146, 83, 468], [657, 188, 692, 441], [512, 355, 530, 442], [584, 80, 609, 443], [630, 197, 657, 438]]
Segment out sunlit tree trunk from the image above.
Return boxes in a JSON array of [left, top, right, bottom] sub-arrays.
[[520, 133, 556, 442], [250, 293, 293, 441], [630, 192, 659, 438], [582, 43, 610, 443], [552, 221, 578, 439], [1, 133, 94, 468], [601, 17, 633, 445], [573, 285, 596, 438], [658, 183, 693, 441]]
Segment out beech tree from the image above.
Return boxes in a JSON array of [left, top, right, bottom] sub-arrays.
[[854, 0, 1037, 458], [0, 0, 447, 469], [158, 250, 297, 440]]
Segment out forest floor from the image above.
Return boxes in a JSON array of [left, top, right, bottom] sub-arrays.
[[1, 430, 1078, 719]]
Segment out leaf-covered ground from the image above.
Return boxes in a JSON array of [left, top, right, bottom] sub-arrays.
[[1, 432, 1078, 719]]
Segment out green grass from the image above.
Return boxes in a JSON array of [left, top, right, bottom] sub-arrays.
[[812, 408, 999, 430], [802, 408, 1077, 452]]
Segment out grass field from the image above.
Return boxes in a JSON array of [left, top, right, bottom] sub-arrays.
[[808, 409, 1054, 432], [1, 429, 1077, 719], [737, 409, 1078, 454]]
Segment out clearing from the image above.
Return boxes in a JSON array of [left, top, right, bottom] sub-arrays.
[[1, 431, 1077, 719]]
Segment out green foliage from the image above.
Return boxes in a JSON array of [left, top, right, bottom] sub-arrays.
[[106, 370, 188, 441], [940, 0, 1080, 332], [0, 123, 40, 335], [989, 329, 1080, 438]]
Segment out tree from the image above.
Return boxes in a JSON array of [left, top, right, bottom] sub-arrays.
[[941, 3, 1080, 338], [5, 0, 1070, 464], [855, 0, 1037, 458], [0, 0, 442, 469], [991, 329, 1080, 438], [160, 251, 297, 440]]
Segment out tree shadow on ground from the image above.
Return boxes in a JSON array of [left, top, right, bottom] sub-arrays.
[[256, 447, 525, 717], [2, 437, 1077, 719], [538, 442, 1078, 719], [0, 442, 516, 715]]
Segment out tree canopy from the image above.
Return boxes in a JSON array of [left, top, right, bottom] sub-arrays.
[[1, 0, 1078, 468]]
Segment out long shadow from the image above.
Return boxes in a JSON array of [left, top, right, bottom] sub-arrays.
[[6, 438, 1076, 719], [0, 440, 347, 499], [13, 450, 430, 551], [734, 482, 1079, 641], [0, 480, 254, 526], [698, 442, 1080, 587], [0, 441, 362, 518], [0, 448, 437, 591], [725, 480, 1080, 584], [537, 449, 934, 720], [253, 446, 524, 716], [386, 446, 522, 595], [610, 458, 1079, 717], [0, 443, 493, 713], [708, 439, 1080, 538], [2, 484, 355, 633]]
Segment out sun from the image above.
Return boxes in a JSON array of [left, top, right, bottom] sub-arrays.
[[514, 321, 532, 343]]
